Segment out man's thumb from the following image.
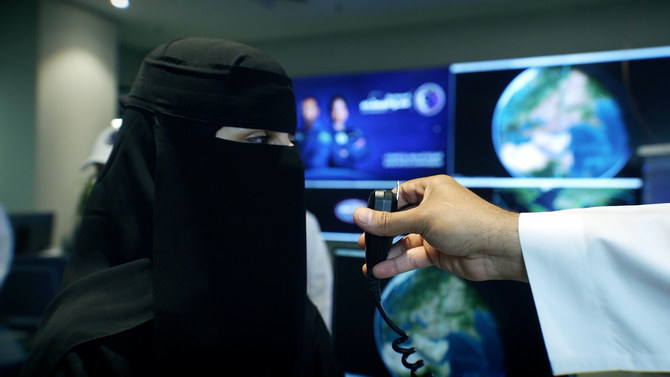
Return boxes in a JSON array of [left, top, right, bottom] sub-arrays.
[[354, 206, 411, 236]]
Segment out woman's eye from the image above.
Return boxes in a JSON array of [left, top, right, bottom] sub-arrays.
[[246, 134, 270, 144]]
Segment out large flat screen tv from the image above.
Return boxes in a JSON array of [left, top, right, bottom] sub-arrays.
[[448, 46, 670, 212], [449, 46, 670, 188], [293, 67, 451, 187]]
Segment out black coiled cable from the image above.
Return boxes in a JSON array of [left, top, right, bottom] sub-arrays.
[[367, 277, 433, 377]]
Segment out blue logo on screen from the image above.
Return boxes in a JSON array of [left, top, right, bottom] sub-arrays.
[[334, 198, 368, 224], [413, 82, 446, 117]]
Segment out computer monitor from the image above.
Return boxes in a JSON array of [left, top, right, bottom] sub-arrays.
[[330, 247, 553, 376], [638, 143, 670, 204], [331, 247, 390, 377], [8, 212, 54, 255], [293, 66, 451, 185], [449, 46, 670, 184], [446, 47, 670, 210]]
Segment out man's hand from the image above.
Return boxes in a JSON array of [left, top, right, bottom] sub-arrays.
[[354, 175, 527, 282]]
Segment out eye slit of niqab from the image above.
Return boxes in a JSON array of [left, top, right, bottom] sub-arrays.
[[215, 126, 294, 146]]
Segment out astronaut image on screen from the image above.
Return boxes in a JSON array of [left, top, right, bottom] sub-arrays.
[[294, 96, 332, 169], [328, 94, 369, 169]]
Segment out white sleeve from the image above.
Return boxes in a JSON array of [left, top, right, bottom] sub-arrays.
[[305, 211, 334, 333], [519, 203, 670, 376]]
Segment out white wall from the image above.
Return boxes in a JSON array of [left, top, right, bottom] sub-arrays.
[[35, 0, 117, 249]]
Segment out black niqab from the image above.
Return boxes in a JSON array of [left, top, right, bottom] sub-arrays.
[[21, 38, 340, 376]]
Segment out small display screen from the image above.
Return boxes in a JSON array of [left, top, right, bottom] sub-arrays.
[[293, 67, 451, 183]]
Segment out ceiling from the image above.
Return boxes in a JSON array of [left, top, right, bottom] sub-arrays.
[[56, 0, 629, 53]]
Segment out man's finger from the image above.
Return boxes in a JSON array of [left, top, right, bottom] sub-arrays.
[[387, 234, 423, 259], [354, 206, 417, 237], [372, 245, 434, 279], [393, 177, 428, 209]]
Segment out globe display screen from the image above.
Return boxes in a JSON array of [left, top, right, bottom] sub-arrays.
[[447, 46, 670, 213], [450, 46, 670, 183]]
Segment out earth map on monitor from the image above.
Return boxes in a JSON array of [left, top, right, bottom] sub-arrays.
[[492, 66, 630, 179]]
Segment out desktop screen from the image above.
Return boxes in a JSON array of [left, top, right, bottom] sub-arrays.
[[293, 67, 451, 183], [447, 46, 670, 211], [8, 212, 54, 255], [450, 46, 670, 182], [331, 247, 552, 377]]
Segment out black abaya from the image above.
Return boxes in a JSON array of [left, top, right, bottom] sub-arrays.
[[21, 38, 342, 377]]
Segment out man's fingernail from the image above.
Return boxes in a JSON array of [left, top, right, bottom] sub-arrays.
[[358, 207, 372, 225]]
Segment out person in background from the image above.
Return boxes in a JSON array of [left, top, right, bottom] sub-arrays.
[[80, 124, 120, 176], [353, 174, 670, 376], [75, 125, 120, 219], [55, 124, 121, 258], [20, 37, 342, 376], [295, 96, 332, 169], [328, 95, 368, 169], [305, 211, 333, 333], [295, 96, 334, 330]]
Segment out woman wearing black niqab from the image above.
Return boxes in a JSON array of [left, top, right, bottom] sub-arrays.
[[21, 38, 342, 376]]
